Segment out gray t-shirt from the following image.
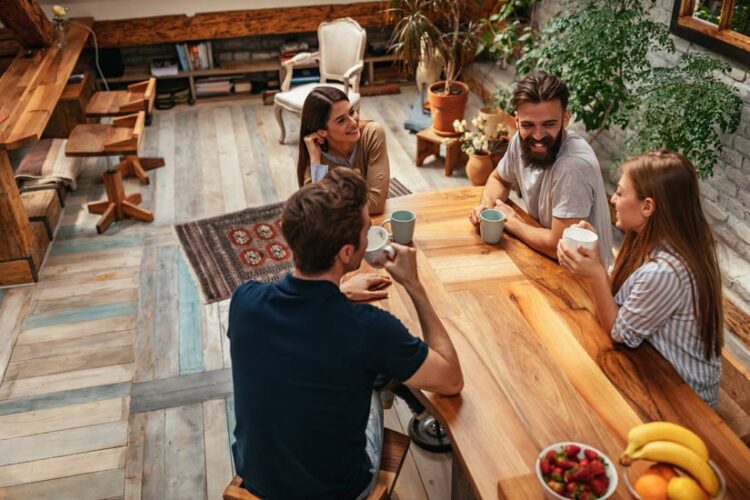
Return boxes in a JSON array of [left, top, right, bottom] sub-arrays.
[[497, 131, 614, 265]]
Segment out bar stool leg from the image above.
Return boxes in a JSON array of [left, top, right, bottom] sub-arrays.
[[118, 156, 165, 185], [87, 160, 153, 234]]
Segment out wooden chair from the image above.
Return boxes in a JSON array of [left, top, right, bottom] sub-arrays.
[[85, 78, 164, 184], [223, 428, 411, 500], [65, 111, 154, 234]]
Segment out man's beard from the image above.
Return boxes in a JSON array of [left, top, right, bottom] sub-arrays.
[[520, 128, 564, 169]]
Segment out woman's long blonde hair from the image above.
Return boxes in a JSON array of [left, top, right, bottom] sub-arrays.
[[611, 151, 723, 359]]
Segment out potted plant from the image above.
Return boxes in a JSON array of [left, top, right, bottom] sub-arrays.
[[386, 0, 482, 136], [454, 115, 510, 185], [477, 0, 540, 69]]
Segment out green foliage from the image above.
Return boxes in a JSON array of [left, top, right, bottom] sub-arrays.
[[519, 0, 674, 134], [731, 0, 750, 36], [477, 0, 540, 67], [625, 53, 743, 178]]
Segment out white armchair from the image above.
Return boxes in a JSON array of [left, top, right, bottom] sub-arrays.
[[273, 18, 367, 144]]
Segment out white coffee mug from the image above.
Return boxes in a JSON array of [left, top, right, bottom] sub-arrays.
[[365, 226, 395, 268], [562, 226, 598, 251], [480, 209, 505, 244]]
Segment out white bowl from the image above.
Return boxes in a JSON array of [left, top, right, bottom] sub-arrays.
[[621, 459, 726, 500], [535, 441, 618, 500]]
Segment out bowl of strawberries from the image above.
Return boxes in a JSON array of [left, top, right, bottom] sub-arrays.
[[536, 442, 618, 500]]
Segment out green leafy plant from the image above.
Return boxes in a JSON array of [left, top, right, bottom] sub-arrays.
[[478, 0, 540, 67], [519, 0, 674, 139], [490, 82, 515, 114], [384, 0, 482, 94], [625, 53, 743, 178]]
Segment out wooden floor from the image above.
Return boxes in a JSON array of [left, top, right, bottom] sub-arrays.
[[0, 86, 483, 499]]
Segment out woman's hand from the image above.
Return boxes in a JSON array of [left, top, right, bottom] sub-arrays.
[[303, 132, 325, 165], [557, 238, 605, 283]]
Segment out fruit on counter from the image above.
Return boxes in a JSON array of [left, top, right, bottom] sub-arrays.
[[539, 444, 611, 499], [623, 422, 708, 461], [667, 477, 709, 500], [633, 473, 669, 500], [621, 441, 718, 496], [646, 463, 679, 481]]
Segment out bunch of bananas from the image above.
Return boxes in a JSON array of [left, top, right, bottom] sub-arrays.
[[620, 421, 719, 497]]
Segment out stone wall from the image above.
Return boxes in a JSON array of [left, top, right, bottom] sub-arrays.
[[530, 0, 750, 306]]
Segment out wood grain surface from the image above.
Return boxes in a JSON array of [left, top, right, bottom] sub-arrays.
[[371, 186, 750, 499]]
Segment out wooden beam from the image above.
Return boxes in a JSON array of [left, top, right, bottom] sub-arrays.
[[0, 150, 34, 262], [0, 0, 54, 49], [92, 2, 385, 48], [718, 0, 737, 31]]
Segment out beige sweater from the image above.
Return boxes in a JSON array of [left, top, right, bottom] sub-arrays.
[[303, 121, 390, 215]]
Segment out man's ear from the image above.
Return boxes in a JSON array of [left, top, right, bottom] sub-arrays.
[[337, 243, 356, 266], [642, 197, 656, 218], [562, 109, 571, 128]]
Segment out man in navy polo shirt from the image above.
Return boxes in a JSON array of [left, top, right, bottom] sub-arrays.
[[228, 167, 463, 499]]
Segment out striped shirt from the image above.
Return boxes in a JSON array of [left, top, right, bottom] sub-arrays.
[[612, 249, 721, 407]]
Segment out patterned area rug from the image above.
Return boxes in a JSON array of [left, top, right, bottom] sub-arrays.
[[176, 178, 413, 303]]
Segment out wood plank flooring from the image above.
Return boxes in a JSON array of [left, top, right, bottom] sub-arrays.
[[0, 87, 478, 499]]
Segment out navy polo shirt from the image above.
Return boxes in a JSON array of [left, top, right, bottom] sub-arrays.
[[228, 275, 428, 499]]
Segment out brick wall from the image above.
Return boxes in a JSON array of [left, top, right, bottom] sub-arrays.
[[532, 0, 750, 305]]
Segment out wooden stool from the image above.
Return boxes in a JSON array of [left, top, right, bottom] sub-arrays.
[[223, 428, 411, 500], [85, 78, 162, 185], [65, 111, 155, 234], [416, 127, 466, 177]]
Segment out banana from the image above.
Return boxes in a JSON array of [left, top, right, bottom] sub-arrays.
[[622, 440, 719, 496], [623, 421, 709, 461]]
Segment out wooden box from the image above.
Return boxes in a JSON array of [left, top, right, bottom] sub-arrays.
[[43, 71, 95, 139]]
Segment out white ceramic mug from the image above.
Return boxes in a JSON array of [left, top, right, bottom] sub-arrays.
[[381, 210, 416, 245], [365, 226, 395, 268], [562, 226, 598, 251], [480, 209, 505, 244]]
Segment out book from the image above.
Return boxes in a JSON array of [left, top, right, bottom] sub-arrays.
[[175, 44, 190, 72]]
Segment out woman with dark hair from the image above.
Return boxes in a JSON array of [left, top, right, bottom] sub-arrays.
[[297, 86, 390, 215], [557, 150, 724, 407]]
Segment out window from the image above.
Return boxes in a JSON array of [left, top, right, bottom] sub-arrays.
[[671, 0, 750, 65]]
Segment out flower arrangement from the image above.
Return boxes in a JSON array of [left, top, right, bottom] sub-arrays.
[[453, 115, 509, 156], [51, 5, 69, 47]]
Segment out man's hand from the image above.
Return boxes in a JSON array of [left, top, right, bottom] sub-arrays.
[[341, 273, 392, 302], [383, 243, 419, 289], [469, 204, 489, 227], [492, 199, 520, 230]]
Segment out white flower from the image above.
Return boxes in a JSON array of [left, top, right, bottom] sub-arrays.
[[472, 137, 483, 150], [471, 117, 480, 128], [466, 146, 475, 155], [453, 119, 461, 131], [52, 5, 68, 16]]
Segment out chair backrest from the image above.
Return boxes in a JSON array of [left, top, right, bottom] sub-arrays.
[[318, 18, 366, 90]]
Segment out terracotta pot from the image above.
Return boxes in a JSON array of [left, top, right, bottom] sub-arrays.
[[478, 106, 505, 139], [466, 152, 494, 186], [428, 81, 469, 137]]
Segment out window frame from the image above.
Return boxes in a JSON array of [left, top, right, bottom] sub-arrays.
[[670, 0, 750, 66]]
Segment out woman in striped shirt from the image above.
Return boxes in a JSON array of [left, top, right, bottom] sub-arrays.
[[557, 151, 724, 407]]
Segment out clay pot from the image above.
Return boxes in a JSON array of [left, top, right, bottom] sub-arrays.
[[428, 81, 469, 137], [466, 152, 494, 186]]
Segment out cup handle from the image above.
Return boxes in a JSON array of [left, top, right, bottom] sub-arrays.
[[384, 245, 395, 260], [380, 219, 393, 239]]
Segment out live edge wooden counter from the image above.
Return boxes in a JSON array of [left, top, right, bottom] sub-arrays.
[[0, 19, 92, 285], [366, 187, 750, 499]]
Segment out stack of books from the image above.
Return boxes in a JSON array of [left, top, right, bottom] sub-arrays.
[[175, 42, 214, 72], [195, 78, 231, 97]]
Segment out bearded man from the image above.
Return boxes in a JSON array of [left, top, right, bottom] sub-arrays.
[[469, 72, 613, 265]]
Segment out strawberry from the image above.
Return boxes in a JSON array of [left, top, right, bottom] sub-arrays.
[[584, 449, 599, 461], [579, 491, 591, 500], [540, 457, 552, 475], [547, 480, 565, 495], [551, 467, 564, 482], [590, 476, 609, 496], [578, 458, 589, 468], [565, 444, 581, 457], [589, 460, 606, 477], [546, 450, 558, 465], [557, 458, 577, 470], [566, 482, 577, 494], [570, 463, 592, 482]]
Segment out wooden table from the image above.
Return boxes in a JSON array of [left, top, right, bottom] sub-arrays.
[[367, 187, 750, 499]]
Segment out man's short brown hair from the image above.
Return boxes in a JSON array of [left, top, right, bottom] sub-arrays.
[[281, 167, 367, 275], [511, 71, 569, 111]]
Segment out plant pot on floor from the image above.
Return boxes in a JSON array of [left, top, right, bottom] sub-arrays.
[[466, 152, 494, 186], [428, 81, 469, 137]]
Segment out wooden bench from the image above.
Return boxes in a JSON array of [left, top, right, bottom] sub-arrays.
[[717, 297, 750, 446], [223, 428, 411, 500]]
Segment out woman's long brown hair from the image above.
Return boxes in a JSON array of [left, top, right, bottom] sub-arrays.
[[611, 151, 723, 359]]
